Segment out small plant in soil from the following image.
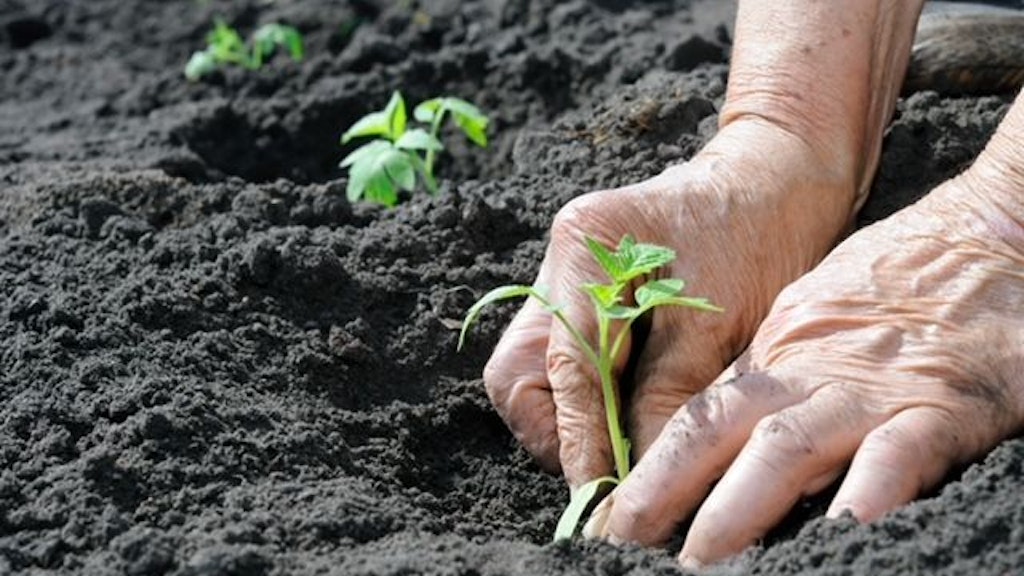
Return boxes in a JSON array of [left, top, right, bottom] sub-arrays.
[[340, 91, 489, 207], [459, 235, 721, 540], [185, 19, 304, 81]]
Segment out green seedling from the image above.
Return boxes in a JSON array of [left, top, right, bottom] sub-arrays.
[[459, 235, 722, 541], [340, 91, 489, 207], [185, 20, 304, 81]]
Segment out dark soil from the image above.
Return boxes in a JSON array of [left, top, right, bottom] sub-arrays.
[[1, 0, 1022, 574]]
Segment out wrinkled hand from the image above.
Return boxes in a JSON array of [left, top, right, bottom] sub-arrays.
[[586, 170, 1024, 566], [483, 119, 858, 487]]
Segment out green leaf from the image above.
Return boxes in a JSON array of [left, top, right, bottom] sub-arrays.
[[458, 285, 537, 351], [380, 150, 417, 192], [209, 19, 245, 52], [445, 98, 490, 147], [208, 20, 248, 66], [383, 91, 407, 140], [553, 476, 618, 541], [395, 128, 444, 152], [585, 235, 677, 284], [454, 113, 489, 147], [442, 97, 488, 122], [339, 139, 392, 168], [364, 171, 398, 206], [634, 279, 685, 308], [413, 98, 443, 123], [342, 92, 407, 144], [618, 236, 676, 281], [647, 296, 723, 314], [633, 279, 723, 315], [602, 305, 641, 320], [284, 28, 305, 60], [344, 144, 405, 205], [341, 112, 392, 143], [585, 237, 625, 282], [251, 29, 276, 66], [582, 283, 621, 310], [345, 158, 372, 202], [252, 24, 304, 61], [184, 50, 217, 81], [414, 97, 490, 147]]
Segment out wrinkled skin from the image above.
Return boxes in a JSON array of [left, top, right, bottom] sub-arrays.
[[588, 160, 1024, 565], [482, 0, 1024, 567], [484, 118, 856, 486]]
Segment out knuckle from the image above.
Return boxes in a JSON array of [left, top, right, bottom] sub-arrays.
[[551, 196, 599, 238], [660, 391, 724, 451], [550, 193, 622, 248], [749, 411, 820, 462]]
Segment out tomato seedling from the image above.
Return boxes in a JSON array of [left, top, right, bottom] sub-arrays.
[[185, 20, 304, 81], [340, 91, 489, 207], [459, 235, 721, 540]]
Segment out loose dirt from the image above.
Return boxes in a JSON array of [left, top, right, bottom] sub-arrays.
[[1, 1, 1022, 574]]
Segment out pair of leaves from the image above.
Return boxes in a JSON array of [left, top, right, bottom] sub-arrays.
[[342, 93, 489, 151], [415, 97, 490, 148], [185, 20, 304, 81], [340, 91, 489, 206], [582, 235, 719, 320], [586, 235, 675, 285], [252, 23, 305, 67], [584, 277, 720, 321]]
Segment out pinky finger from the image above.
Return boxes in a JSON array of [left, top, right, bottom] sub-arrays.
[[826, 407, 963, 522]]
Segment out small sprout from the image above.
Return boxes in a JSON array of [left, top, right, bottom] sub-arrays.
[[459, 235, 722, 541], [185, 19, 304, 81], [340, 92, 490, 207], [414, 97, 490, 174]]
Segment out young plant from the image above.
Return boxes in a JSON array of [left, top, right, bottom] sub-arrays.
[[458, 235, 722, 541], [340, 91, 489, 207], [185, 20, 304, 81]]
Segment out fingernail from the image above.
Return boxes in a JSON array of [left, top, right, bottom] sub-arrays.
[[581, 494, 614, 540]]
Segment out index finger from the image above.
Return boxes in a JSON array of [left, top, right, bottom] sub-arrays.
[[598, 366, 802, 545]]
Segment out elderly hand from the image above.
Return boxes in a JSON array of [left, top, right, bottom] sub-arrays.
[[483, 118, 857, 487], [585, 111, 1024, 564]]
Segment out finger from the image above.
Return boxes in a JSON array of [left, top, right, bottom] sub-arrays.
[[544, 206, 634, 487], [679, 384, 874, 566], [484, 297, 560, 472], [600, 367, 802, 546], [628, 316, 731, 460], [826, 406, 966, 522]]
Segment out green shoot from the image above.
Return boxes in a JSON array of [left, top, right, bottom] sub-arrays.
[[414, 97, 490, 174], [185, 20, 304, 81], [459, 235, 722, 541], [340, 92, 490, 207]]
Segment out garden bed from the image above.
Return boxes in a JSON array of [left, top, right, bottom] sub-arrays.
[[1, 0, 1022, 574]]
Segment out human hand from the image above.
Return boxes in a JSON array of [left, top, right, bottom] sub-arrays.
[[482, 119, 858, 487], [584, 167, 1024, 566]]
